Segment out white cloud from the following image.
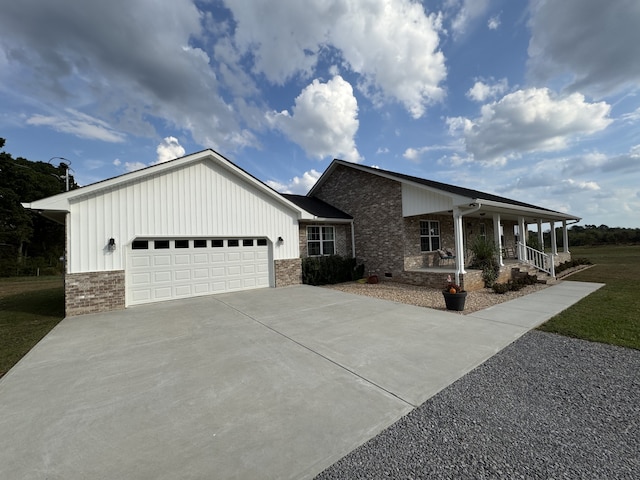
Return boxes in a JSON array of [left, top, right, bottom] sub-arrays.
[[155, 136, 186, 164], [268, 76, 362, 162], [224, 0, 446, 118], [26, 109, 126, 143], [122, 161, 148, 173], [266, 169, 321, 194], [466, 78, 508, 102], [487, 14, 501, 30], [528, 0, 640, 97], [0, 0, 253, 151], [447, 0, 491, 40], [449, 88, 612, 163]]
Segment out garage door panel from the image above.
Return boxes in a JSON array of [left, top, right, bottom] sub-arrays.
[[128, 238, 270, 306]]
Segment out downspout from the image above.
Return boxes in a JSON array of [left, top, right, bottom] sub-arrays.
[[454, 202, 482, 285], [350, 219, 356, 259]]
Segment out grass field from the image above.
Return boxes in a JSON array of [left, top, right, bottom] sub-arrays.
[[538, 245, 640, 350], [0, 245, 638, 378], [0, 276, 64, 378]]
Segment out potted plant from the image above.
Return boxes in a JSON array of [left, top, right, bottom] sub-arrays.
[[442, 276, 467, 311]]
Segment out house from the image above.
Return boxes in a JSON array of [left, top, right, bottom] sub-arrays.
[[22, 150, 328, 315], [23, 151, 579, 316], [307, 160, 580, 290]]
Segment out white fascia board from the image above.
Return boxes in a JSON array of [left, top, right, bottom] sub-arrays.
[[464, 199, 580, 221]]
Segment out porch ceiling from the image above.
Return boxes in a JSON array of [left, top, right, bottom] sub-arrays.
[[404, 203, 579, 224]]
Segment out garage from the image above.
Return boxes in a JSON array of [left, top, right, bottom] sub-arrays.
[[127, 237, 270, 305]]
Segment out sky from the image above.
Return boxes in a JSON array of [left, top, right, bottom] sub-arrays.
[[1, 0, 639, 228]]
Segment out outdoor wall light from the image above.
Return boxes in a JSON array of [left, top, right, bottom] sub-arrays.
[[108, 237, 116, 251], [277, 236, 284, 244]]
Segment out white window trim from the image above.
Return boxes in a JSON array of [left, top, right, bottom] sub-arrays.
[[307, 225, 336, 256], [420, 220, 441, 252]]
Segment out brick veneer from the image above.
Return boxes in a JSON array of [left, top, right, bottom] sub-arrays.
[[274, 258, 302, 287], [314, 166, 405, 276], [65, 270, 125, 316]]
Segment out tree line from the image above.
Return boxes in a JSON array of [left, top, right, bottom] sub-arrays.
[[0, 138, 77, 276]]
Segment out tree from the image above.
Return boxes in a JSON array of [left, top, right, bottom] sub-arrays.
[[0, 138, 77, 276]]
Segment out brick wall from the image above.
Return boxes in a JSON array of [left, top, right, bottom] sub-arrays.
[[314, 166, 404, 276], [65, 270, 125, 316], [274, 258, 302, 287], [403, 214, 456, 268]]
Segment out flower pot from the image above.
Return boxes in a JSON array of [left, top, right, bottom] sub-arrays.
[[367, 274, 379, 284], [443, 291, 467, 311]]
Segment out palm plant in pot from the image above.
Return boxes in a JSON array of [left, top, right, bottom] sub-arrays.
[[442, 275, 467, 311]]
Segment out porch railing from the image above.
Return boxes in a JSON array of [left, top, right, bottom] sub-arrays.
[[516, 242, 555, 277]]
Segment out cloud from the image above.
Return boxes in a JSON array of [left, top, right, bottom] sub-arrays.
[[26, 109, 125, 143], [487, 14, 501, 30], [268, 76, 362, 162], [447, 0, 491, 40], [403, 144, 460, 162], [0, 0, 253, 151], [224, 0, 446, 118], [266, 169, 321, 194], [466, 78, 508, 102], [528, 0, 640, 97], [448, 88, 612, 163], [156, 137, 186, 164]]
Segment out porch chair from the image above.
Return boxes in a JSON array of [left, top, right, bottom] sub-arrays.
[[437, 248, 456, 266]]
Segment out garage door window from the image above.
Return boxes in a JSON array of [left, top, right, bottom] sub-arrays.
[[175, 240, 189, 248], [212, 240, 224, 247], [194, 240, 207, 248], [154, 240, 170, 249], [132, 240, 149, 250]]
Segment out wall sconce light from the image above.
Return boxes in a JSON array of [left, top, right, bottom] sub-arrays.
[[277, 236, 284, 244], [108, 237, 116, 251]]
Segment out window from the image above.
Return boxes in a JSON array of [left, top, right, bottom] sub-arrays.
[[154, 240, 170, 249], [420, 220, 440, 252], [194, 239, 207, 248], [228, 239, 239, 247], [242, 239, 253, 247], [307, 226, 335, 256], [132, 240, 148, 250], [212, 239, 224, 248], [479, 223, 486, 240], [257, 238, 268, 246], [175, 240, 189, 248]]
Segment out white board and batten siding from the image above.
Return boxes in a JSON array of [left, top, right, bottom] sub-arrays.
[[66, 158, 300, 275], [402, 184, 455, 217]]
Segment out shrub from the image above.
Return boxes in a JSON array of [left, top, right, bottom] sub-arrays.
[[469, 237, 500, 288], [302, 255, 365, 286]]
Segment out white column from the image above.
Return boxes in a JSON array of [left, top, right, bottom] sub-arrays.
[[493, 213, 504, 267], [550, 221, 558, 256], [563, 220, 570, 254], [518, 217, 527, 261], [537, 219, 544, 251], [453, 208, 466, 284]]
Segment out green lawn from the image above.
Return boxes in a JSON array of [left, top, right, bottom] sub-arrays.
[[538, 245, 640, 350], [0, 276, 64, 378]]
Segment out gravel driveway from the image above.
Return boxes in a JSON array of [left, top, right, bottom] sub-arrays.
[[316, 330, 640, 479]]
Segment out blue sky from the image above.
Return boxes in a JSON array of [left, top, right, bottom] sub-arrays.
[[1, 0, 639, 227]]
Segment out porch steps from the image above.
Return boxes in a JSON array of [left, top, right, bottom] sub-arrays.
[[510, 264, 556, 285]]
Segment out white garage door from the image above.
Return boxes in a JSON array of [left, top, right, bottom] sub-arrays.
[[127, 238, 270, 306]]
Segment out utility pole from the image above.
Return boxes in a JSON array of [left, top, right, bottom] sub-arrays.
[[49, 157, 72, 191]]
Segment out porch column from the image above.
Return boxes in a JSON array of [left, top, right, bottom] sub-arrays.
[[537, 219, 544, 251], [493, 213, 504, 267], [563, 220, 570, 254], [453, 207, 466, 284], [518, 217, 527, 261], [550, 221, 558, 256]]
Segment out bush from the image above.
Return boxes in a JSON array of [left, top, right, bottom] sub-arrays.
[[555, 257, 592, 274], [469, 237, 500, 288], [302, 255, 365, 286]]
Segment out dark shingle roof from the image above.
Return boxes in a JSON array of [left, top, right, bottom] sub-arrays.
[[283, 194, 352, 220], [333, 161, 563, 214]]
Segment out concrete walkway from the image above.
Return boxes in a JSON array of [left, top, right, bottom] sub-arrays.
[[0, 281, 602, 480]]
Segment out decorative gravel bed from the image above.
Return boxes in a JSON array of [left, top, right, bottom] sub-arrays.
[[316, 330, 640, 479], [325, 280, 550, 314]]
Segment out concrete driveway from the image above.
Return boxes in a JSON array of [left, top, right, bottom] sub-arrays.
[[0, 284, 584, 479]]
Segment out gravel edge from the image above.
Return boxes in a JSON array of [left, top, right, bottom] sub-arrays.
[[315, 331, 640, 479]]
